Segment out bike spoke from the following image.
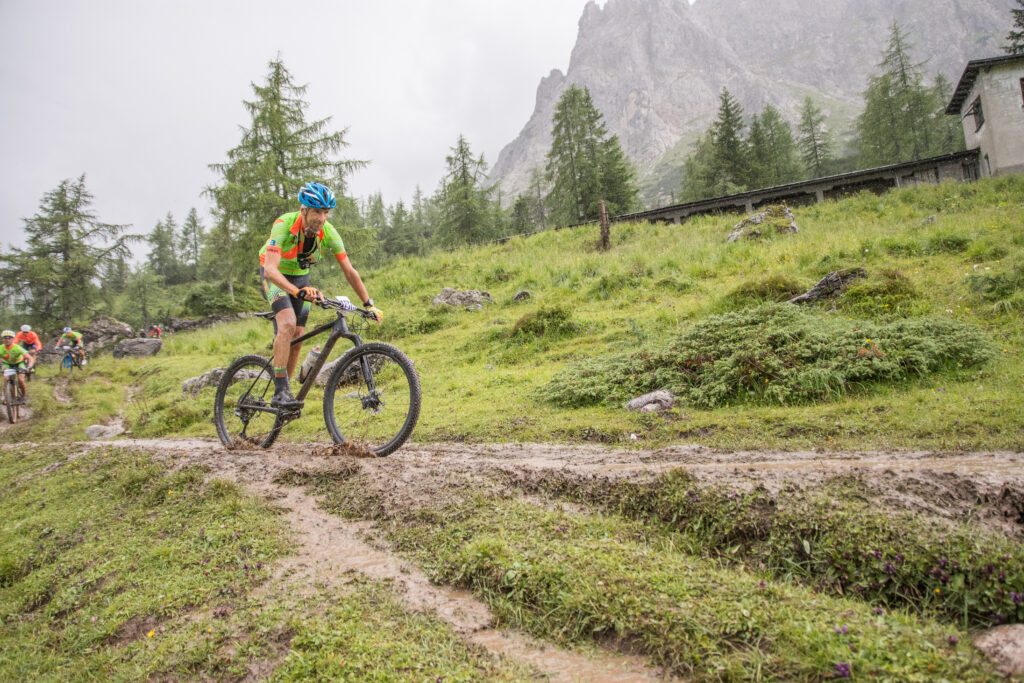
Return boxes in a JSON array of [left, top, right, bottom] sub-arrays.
[[216, 358, 280, 448], [324, 345, 420, 456]]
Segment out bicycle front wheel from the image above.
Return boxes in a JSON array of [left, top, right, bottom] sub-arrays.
[[213, 354, 283, 449], [4, 379, 17, 424], [323, 342, 421, 457]]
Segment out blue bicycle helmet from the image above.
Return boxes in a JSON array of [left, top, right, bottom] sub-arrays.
[[297, 182, 336, 209], [63, 327, 71, 333]]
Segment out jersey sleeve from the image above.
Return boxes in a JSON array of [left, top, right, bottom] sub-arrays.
[[264, 218, 292, 255], [324, 223, 347, 263]]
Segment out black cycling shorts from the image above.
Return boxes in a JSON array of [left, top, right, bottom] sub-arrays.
[[259, 267, 312, 329]]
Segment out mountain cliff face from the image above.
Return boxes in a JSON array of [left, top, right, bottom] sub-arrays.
[[489, 0, 1011, 206]]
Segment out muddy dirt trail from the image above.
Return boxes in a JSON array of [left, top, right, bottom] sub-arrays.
[[31, 437, 1024, 680]]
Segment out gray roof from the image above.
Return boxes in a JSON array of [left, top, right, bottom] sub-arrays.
[[946, 53, 1024, 115]]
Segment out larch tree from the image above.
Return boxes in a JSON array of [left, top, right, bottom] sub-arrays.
[[179, 207, 205, 282], [796, 97, 834, 178], [436, 134, 494, 247], [1006, 0, 1024, 54], [206, 57, 366, 294], [0, 174, 136, 326], [545, 84, 639, 226]]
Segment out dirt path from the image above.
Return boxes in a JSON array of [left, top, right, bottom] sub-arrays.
[[34, 437, 1024, 679]]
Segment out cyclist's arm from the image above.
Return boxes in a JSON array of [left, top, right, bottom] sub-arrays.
[[337, 254, 371, 306], [262, 250, 302, 297]]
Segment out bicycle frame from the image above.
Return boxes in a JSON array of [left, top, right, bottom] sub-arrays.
[[289, 312, 365, 403]]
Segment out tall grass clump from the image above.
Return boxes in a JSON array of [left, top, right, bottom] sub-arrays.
[[542, 304, 994, 408]]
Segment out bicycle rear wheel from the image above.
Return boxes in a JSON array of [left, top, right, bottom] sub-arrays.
[[322, 342, 421, 457], [213, 354, 284, 449]]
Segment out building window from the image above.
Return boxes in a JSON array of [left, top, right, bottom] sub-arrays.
[[971, 96, 984, 131], [1020, 78, 1024, 107]]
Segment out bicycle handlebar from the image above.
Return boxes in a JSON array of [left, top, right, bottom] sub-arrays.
[[314, 295, 377, 320]]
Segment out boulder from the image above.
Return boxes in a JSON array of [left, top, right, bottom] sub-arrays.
[[164, 312, 252, 333], [113, 338, 162, 359], [625, 390, 675, 412], [727, 204, 798, 242], [39, 316, 135, 362], [314, 354, 385, 387], [85, 424, 125, 439], [513, 290, 532, 302], [182, 367, 263, 396], [431, 288, 494, 308], [973, 624, 1024, 676]]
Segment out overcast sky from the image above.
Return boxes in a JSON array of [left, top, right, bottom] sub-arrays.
[[0, 0, 598, 249]]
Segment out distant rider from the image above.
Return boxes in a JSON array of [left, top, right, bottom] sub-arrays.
[[1, 331, 29, 402], [14, 325, 40, 373], [56, 327, 86, 366], [148, 324, 162, 339], [259, 181, 383, 409]]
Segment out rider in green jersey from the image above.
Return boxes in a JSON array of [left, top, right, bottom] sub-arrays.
[[259, 182, 384, 408], [1, 331, 29, 402]]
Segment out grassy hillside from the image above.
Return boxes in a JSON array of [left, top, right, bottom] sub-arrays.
[[6, 175, 1023, 450]]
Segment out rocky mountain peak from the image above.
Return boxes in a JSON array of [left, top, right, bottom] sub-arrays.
[[489, 0, 1011, 207]]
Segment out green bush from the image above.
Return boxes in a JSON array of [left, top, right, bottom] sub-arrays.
[[839, 269, 924, 317], [721, 273, 806, 308], [925, 231, 971, 254], [182, 283, 264, 317], [606, 471, 1024, 628], [511, 305, 580, 339], [542, 304, 993, 408]]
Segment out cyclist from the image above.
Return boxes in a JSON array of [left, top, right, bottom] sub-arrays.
[[259, 181, 383, 408], [1, 331, 29, 404], [148, 324, 162, 339], [14, 325, 40, 374], [56, 327, 86, 366]]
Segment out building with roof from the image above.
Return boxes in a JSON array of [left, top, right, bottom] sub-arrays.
[[947, 54, 1024, 178]]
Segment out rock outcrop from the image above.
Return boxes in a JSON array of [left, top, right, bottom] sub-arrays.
[[113, 338, 162, 359], [489, 0, 1009, 207], [431, 288, 494, 308]]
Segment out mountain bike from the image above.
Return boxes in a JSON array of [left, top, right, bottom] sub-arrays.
[[213, 296, 421, 456], [3, 367, 26, 424], [59, 345, 86, 374]]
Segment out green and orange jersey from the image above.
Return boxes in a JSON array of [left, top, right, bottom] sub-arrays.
[[258, 211, 347, 276], [1, 343, 27, 366], [58, 330, 83, 346]]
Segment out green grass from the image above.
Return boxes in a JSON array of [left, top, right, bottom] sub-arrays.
[[7, 175, 1024, 450], [0, 446, 535, 681], [376, 496, 1001, 681]]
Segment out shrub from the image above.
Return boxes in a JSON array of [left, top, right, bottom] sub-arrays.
[[839, 269, 924, 317], [720, 274, 806, 308], [511, 306, 580, 339], [182, 283, 264, 317], [542, 304, 993, 408], [924, 231, 971, 254]]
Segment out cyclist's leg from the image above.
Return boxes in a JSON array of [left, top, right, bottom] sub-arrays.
[[16, 365, 27, 399], [262, 267, 304, 406], [286, 274, 312, 379]]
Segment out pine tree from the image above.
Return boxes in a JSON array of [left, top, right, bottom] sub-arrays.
[[509, 195, 534, 235], [932, 74, 966, 155], [751, 104, 803, 187], [1006, 0, 1024, 54], [179, 207, 205, 282], [436, 134, 494, 247], [545, 85, 639, 226], [527, 167, 549, 230], [797, 97, 834, 178], [679, 130, 718, 202], [709, 88, 749, 194], [0, 174, 136, 326], [207, 57, 366, 290], [855, 23, 951, 167], [147, 212, 183, 284]]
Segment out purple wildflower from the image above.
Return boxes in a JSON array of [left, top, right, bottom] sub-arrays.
[[1010, 592, 1023, 605], [873, 607, 885, 615], [833, 662, 851, 678], [948, 635, 959, 645]]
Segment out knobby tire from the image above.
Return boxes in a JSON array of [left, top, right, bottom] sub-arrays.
[[322, 342, 421, 457], [213, 354, 283, 449]]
